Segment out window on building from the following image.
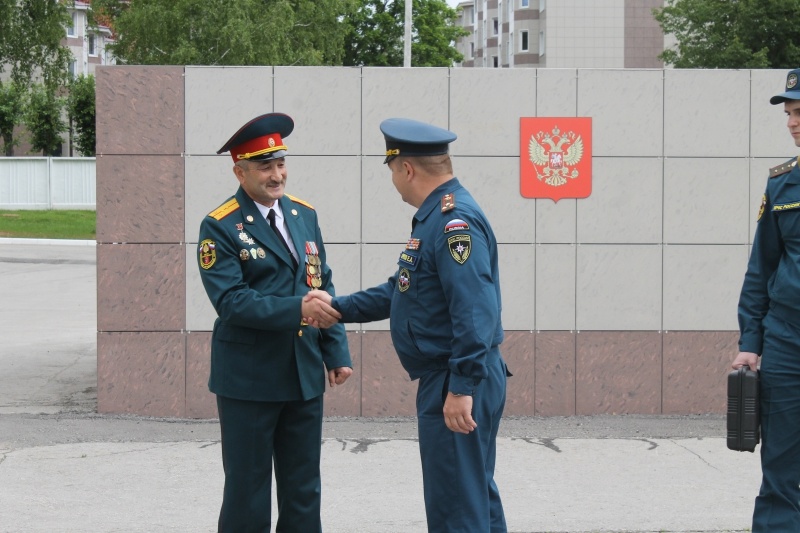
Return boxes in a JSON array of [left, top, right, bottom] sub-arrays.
[[521, 30, 529, 51], [521, 0, 530, 6], [493, 18, 498, 35], [68, 60, 77, 78], [493, 56, 499, 68], [88, 34, 96, 56], [67, 13, 77, 36]]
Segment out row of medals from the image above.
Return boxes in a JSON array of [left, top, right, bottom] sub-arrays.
[[306, 253, 322, 288]]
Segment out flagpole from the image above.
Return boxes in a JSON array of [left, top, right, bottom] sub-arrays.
[[403, 0, 411, 67]]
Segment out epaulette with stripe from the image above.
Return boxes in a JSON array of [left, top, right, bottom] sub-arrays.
[[208, 198, 240, 220], [286, 194, 315, 210], [770, 157, 799, 178]]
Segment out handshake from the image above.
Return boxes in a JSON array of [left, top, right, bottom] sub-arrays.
[[301, 289, 341, 329]]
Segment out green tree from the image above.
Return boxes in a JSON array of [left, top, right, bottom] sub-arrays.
[[67, 74, 95, 156], [343, 0, 468, 67], [90, 0, 355, 66], [0, 81, 28, 157], [0, 0, 73, 89], [25, 84, 67, 156], [654, 0, 800, 68]]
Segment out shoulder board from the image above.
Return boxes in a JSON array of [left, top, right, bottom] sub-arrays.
[[208, 198, 239, 221], [441, 192, 456, 213], [286, 194, 315, 210], [770, 157, 799, 179]]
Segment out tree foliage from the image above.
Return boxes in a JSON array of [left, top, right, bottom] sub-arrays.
[[25, 84, 67, 156], [90, 0, 356, 66], [0, 0, 73, 89], [0, 81, 28, 157], [343, 0, 467, 67], [654, 0, 800, 68], [68, 75, 96, 156]]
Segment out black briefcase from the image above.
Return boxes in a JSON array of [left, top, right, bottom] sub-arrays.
[[727, 366, 760, 452]]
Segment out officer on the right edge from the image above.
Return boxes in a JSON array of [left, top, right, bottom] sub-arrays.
[[734, 67, 800, 531]]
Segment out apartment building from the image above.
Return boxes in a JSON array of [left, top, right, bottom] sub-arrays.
[[454, 0, 664, 69], [65, 0, 116, 77]]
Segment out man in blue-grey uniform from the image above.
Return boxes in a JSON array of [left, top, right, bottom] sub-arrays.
[[307, 118, 510, 532], [197, 112, 352, 532], [734, 68, 800, 531]]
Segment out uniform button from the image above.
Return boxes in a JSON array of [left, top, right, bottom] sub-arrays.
[[298, 330, 303, 337]]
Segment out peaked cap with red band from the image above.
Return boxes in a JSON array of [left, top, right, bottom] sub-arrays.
[[217, 113, 294, 163]]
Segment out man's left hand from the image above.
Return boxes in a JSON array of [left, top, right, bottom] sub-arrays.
[[328, 366, 353, 387]]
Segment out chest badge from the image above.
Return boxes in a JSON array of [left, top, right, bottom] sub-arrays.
[[447, 234, 471, 264], [398, 268, 411, 292]]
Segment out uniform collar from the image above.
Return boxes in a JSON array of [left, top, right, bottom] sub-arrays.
[[413, 177, 461, 224]]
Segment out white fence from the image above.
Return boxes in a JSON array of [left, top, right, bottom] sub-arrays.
[[0, 157, 96, 210]]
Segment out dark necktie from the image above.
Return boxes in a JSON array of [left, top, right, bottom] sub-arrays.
[[267, 209, 297, 268]]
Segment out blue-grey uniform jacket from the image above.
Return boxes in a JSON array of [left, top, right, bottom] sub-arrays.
[[197, 187, 351, 402], [739, 157, 800, 354], [334, 178, 504, 394]]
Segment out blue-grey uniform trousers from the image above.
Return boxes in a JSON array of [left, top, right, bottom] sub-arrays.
[[416, 351, 508, 533], [753, 310, 800, 532]]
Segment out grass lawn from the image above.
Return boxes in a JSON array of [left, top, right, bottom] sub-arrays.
[[0, 210, 96, 240]]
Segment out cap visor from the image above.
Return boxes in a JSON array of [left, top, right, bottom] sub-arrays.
[[248, 150, 287, 161], [770, 92, 800, 105]]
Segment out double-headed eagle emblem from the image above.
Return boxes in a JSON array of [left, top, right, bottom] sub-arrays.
[[528, 126, 584, 187]]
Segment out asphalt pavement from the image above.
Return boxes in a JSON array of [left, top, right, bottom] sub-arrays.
[[0, 239, 761, 533]]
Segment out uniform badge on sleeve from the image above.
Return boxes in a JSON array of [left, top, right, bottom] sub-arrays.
[[444, 218, 470, 234], [447, 234, 471, 264], [758, 194, 766, 222], [199, 239, 217, 269]]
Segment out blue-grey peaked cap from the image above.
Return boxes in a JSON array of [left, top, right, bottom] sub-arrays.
[[380, 118, 457, 164], [770, 68, 800, 105]]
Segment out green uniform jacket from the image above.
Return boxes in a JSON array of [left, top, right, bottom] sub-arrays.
[[197, 187, 351, 402]]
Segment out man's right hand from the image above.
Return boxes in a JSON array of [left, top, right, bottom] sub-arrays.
[[301, 292, 340, 329], [732, 351, 759, 371]]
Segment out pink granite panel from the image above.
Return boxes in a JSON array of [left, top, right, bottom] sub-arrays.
[[97, 331, 185, 417], [576, 331, 662, 415], [361, 332, 417, 417], [324, 332, 362, 417], [502, 331, 535, 416], [97, 243, 186, 332], [535, 332, 576, 416], [96, 66, 184, 155], [96, 155, 185, 244], [663, 331, 736, 414], [186, 331, 216, 419]]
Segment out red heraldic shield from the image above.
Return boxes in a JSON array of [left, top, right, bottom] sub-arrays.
[[520, 117, 592, 201]]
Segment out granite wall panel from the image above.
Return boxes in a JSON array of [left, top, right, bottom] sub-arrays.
[[185, 331, 215, 419], [361, 332, 417, 417], [96, 66, 184, 155], [576, 331, 662, 415], [97, 243, 185, 332], [96, 155, 185, 244], [97, 332, 185, 417]]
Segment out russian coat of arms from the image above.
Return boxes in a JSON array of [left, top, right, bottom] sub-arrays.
[[528, 127, 584, 187], [520, 117, 592, 201]]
